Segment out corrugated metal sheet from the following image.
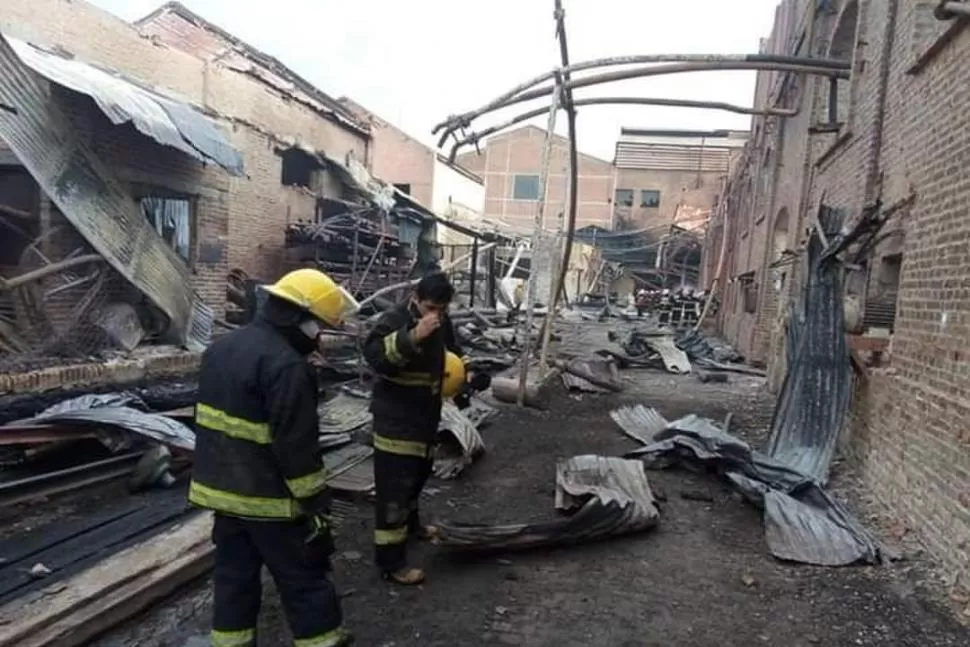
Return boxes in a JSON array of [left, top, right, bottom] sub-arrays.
[[614, 143, 732, 172], [619, 410, 879, 566], [0, 32, 211, 349], [610, 405, 669, 445], [435, 455, 659, 552], [6, 35, 243, 176], [766, 206, 853, 484], [435, 401, 488, 480]]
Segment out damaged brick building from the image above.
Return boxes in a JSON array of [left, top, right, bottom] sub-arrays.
[[706, 0, 970, 576], [0, 0, 373, 304]]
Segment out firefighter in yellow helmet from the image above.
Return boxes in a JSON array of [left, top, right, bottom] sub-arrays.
[[190, 268, 357, 647], [362, 271, 465, 585]]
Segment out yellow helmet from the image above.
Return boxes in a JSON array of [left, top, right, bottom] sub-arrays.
[[261, 269, 358, 327], [442, 351, 466, 399]]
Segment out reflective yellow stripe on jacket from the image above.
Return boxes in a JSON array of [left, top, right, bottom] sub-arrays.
[[195, 403, 272, 444], [285, 468, 328, 499], [212, 628, 256, 647], [189, 480, 300, 519], [383, 331, 406, 365], [372, 434, 429, 458]]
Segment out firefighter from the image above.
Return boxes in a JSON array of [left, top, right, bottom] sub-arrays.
[[190, 268, 357, 647], [363, 271, 463, 585]]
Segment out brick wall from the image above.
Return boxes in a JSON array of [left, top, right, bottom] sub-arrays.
[[457, 126, 613, 233], [711, 0, 970, 577], [338, 99, 435, 207]]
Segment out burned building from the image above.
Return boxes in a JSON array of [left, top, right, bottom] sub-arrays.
[[706, 0, 970, 577]]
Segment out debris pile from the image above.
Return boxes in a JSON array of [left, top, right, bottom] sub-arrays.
[[612, 405, 880, 566]]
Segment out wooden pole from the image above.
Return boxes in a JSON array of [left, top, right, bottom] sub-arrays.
[[515, 82, 560, 406]]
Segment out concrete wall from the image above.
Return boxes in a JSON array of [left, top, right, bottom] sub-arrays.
[[711, 0, 970, 577], [612, 167, 722, 232], [457, 126, 614, 234], [1, 0, 371, 302], [432, 157, 485, 247]]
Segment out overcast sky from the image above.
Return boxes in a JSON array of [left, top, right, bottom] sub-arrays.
[[89, 0, 780, 161]]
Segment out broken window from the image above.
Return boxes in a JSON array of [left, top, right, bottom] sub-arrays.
[[614, 189, 634, 207], [279, 147, 324, 189], [512, 174, 541, 201], [863, 253, 901, 332], [640, 190, 660, 208], [139, 196, 193, 263]]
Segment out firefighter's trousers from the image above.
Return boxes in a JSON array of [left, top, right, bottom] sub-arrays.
[[210, 514, 347, 647], [372, 432, 434, 573]]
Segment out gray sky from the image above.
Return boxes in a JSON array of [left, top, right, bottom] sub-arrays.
[[89, 0, 780, 161]]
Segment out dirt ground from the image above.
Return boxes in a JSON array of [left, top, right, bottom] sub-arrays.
[[98, 371, 969, 647]]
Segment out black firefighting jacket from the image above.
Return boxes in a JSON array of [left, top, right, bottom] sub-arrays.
[[363, 301, 462, 452], [189, 319, 329, 520]]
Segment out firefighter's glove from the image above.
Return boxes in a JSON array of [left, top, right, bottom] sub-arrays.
[[304, 513, 336, 569]]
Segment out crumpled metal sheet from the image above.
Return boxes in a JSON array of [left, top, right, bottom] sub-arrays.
[[15, 394, 196, 451], [620, 410, 880, 566], [560, 358, 623, 393], [675, 329, 743, 364], [434, 455, 659, 552], [643, 335, 692, 374], [0, 33, 213, 350], [610, 404, 668, 445], [318, 391, 372, 436], [322, 443, 374, 494], [435, 401, 488, 480], [7, 36, 244, 175], [766, 206, 853, 484], [561, 371, 609, 393]]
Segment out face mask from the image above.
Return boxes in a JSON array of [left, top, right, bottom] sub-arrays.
[[299, 319, 322, 340]]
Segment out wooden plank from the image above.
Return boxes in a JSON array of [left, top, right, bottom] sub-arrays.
[[0, 512, 213, 647], [16, 542, 214, 647]]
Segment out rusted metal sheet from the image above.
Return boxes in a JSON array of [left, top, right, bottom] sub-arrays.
[[6, 36, 243, 175], [0, 33, 212, 349]]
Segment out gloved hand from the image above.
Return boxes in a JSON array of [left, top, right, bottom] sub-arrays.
[[304, 512, 335, 569]]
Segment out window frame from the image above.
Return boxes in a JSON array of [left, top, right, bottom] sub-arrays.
[[132, 185, 197, 267], [614, 188, 634, 207], [512, 174, 542, 201], [640, 189, 661, 208]]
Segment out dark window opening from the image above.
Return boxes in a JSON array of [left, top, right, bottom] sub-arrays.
[[280, 147, 324, 189], [825, 1, 858, 127], [640, 190, 660, 208], [863, 253, 901, 332], [614, 189, 634, 207], [393, 183, 412, 195], [512, 174, 541, 201], [0, 167, 38, 267], [139, 195, 194, 263]]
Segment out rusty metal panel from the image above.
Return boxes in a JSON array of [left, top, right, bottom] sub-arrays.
[[0, 32, 210, 349], [6, 36, 243, 176]]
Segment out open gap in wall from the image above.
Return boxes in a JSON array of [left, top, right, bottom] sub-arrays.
[[279, 147, 325, 191]]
